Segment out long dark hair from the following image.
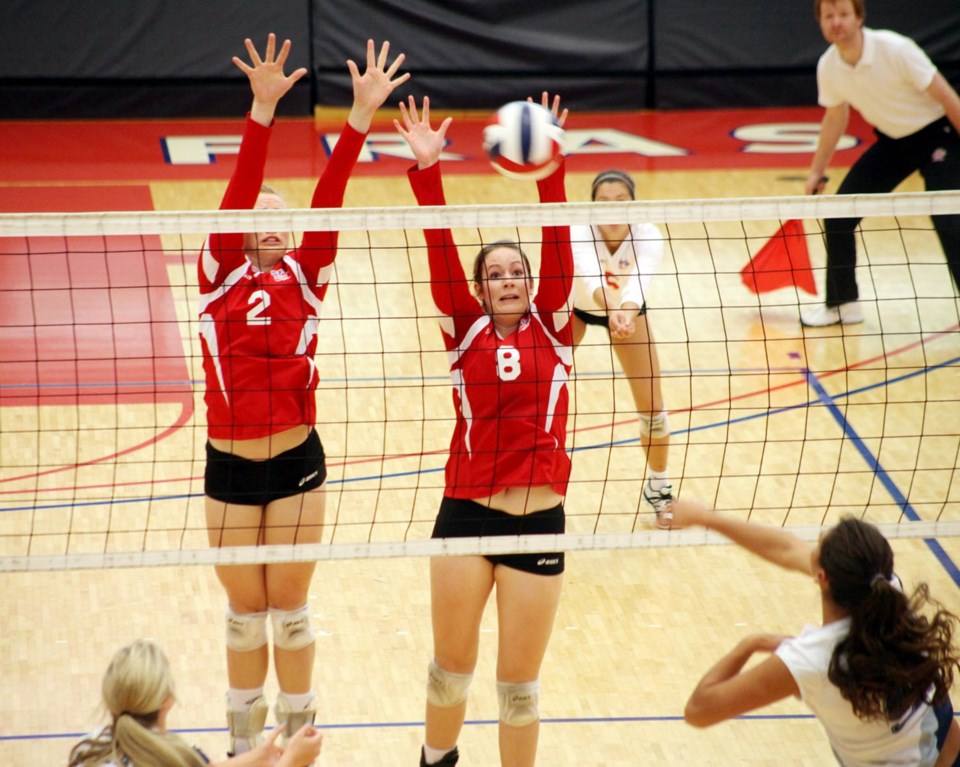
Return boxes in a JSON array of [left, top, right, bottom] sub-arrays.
[[820, 517, 960, 721]]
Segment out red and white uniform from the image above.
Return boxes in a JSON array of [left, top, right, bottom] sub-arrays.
[[570, 222, 663, 314], [198, 116, 365, 440], [408, 162, 574, 498]]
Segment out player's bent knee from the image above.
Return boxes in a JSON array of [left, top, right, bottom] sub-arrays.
[[639, 410, 670, 439], [270, 605, 315, 651], [497, 680, 540, 727], [225, 608, 268, 652], [426, 659, 473, 708]]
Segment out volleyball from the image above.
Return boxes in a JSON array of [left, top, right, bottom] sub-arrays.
[[483, 101, 565, 181]]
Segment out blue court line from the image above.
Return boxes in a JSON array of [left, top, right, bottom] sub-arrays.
[[3, 357, 958, 516], [17, 710, 960, 743], [0, 712, 821, 742], [0, 366, 801, 392], [803, 367, 960, 588]]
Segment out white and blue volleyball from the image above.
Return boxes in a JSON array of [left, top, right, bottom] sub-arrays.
[[483, 101, 565, 181]]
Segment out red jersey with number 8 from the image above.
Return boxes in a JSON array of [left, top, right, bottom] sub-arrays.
[[408, 162, 574, 498]]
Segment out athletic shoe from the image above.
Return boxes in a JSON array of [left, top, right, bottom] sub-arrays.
[[420, 746, 460, 766], [800, 301, 863, 327], [643, 481, 678, 530]]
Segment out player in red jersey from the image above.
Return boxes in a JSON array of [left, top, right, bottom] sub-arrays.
[[198, 34, 409, 755], [395, 93, 573, 767]]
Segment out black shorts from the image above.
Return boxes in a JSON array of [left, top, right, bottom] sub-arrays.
[[574, 304, 647, 329], [204, 429, 327, 506], [433, 496, 565, 575]]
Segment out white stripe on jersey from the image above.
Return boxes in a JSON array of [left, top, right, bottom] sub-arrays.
[[200, 237, 219, 285], [198, 313, 229, 406], [284, 257, 326, 355], [316, 263, 334, 289], [438, 315, 455, 340], [549, 282, 576, 334], [451, 367, 473, 456], [529, 306, 572, 437], [445, 314, 491, 371], [544, 362, 568, 440], [446, 316, 489, 455], [198, 259, 250, 315], [530, 305, 574, 368]]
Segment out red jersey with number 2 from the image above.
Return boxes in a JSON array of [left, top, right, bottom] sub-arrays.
[[198, 116, 365, 440]]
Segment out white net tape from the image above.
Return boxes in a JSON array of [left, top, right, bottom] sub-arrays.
[[1, 190, 959, 571], [2, 190, 959, 236]]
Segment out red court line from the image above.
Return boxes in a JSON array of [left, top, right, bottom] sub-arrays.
[[0, 399, 193, 488], [3, 323, 955, 500]]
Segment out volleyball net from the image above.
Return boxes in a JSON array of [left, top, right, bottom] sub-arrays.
[[1, 190, 959, 571]]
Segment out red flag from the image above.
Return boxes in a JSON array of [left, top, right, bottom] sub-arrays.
[[740, 219, 817, 295]]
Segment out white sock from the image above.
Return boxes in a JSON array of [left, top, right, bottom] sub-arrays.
[[227, 686, 264, 711], [648, 470, 669, 491], [423, 744, 456, 764], [278, 690, 316, 711]]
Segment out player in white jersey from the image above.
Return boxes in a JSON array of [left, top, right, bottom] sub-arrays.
[[672, 501, 960, 766], [570, 169, 676, 528], [395, 94, 574, 767]]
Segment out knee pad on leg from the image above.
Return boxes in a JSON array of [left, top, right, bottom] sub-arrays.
[[639, 410, 670, 439], [270, 605, 315, 651], [426, 660, 473, 708], [497, 680, 540, 727], [225, 608, 268, 653]]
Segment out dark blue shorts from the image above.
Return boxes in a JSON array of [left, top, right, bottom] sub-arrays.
[[934, 697, 960, 766]]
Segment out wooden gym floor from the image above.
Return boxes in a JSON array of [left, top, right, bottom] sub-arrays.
[[1, 106, 959, 765]]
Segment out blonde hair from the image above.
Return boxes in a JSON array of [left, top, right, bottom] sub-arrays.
[[68, 640, 206, 767]]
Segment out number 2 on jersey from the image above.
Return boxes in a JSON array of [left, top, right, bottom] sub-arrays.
[[496, 345, 521, 381], [247, 289, 271, 326]]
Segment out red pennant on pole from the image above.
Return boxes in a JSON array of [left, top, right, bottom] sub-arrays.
[[740, 219, 817, 295]]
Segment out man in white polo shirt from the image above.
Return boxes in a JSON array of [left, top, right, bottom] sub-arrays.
[[801, 0, 960, 327]]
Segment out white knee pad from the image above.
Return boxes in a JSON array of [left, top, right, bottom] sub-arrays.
[[639, 410, 670, 439], [497, 680, 540, 727], [225, 608, 268, 653], [426, 660, 473, 708], [270, 605, 315, 651]]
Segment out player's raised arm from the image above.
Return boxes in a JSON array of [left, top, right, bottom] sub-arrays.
[[395, 96, 472, 321], [531, 92, 573, 317], [670, 499, 815, 576], [300, 40, 409, 263], [347, 39, 411, 134], [232, 33, 308, 128]]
